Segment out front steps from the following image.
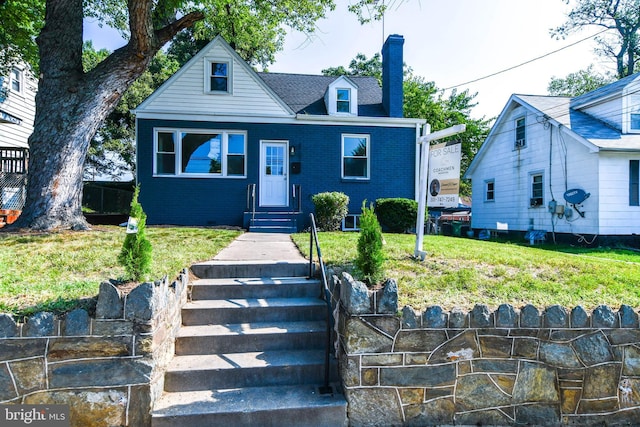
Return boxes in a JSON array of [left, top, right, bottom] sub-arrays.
[[152, 261, 346, 427], [244, 212, 302, 233]]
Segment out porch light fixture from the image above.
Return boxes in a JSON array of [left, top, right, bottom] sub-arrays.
[[289, 145, 296, 156]]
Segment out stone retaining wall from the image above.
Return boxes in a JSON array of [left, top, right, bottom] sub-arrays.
[[332, 271, 640, 426], [0, 270, 190, 427]]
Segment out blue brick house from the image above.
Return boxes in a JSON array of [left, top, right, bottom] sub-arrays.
[[134, 34, 425, 231]]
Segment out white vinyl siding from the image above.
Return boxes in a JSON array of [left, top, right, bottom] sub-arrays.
[[598, 153, 640, 234], [139, 43, 290, 117], [583, 97, 623, 132], [468, 107, 600, 235], [0, 66, 36, 150]]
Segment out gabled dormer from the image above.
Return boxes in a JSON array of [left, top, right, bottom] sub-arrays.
[[324, 76, 358, 116], [622, 75, 640, 134]]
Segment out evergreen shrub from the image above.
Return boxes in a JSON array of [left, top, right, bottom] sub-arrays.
[[375, 198, 421, 233], [355, 202, 385, 285], [311, 191, 349, 231], [118, 185, 152, 281]]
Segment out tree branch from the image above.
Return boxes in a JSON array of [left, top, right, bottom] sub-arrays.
[[155, 11, 205, 46], [128, 0, 155, 57]]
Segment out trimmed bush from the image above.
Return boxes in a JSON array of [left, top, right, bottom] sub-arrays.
[[376, 198, 421, 233], [312, 192, 349, 231], [118, 185, 152, 281], [355, 202, 385, 285]]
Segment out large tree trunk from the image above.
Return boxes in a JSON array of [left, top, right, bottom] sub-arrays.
[[10, 0, 202, 231]]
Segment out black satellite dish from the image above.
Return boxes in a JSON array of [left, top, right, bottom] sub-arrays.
[[564, 188, 590, 218]]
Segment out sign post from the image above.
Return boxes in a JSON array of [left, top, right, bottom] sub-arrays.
[[414, 123, 466, 260]]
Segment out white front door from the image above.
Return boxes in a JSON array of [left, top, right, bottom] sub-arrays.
[[260, 141, 289, 207]]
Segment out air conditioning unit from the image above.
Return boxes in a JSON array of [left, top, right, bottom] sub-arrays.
[[515, 139, 526, 148]]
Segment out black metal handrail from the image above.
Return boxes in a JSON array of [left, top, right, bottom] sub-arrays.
[[308, 213, 334, 395]]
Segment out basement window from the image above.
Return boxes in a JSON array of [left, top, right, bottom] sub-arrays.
[[342, 214, 360, 231]]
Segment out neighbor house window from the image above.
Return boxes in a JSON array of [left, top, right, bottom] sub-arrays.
[[208, 61, 230, 93], [485, 179, 495, 202], [631, 160, 640, 206], [337, 89, 351, 113], [9, 68, 22, 94], [530, 173, 543, 207], [154, 129, 246, 177], [629, 95, 640, 132], [515, 116, 526, 148], [342, 134, 369, 179]]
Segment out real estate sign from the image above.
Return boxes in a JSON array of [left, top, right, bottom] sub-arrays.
[[427, 141, 461, 208]]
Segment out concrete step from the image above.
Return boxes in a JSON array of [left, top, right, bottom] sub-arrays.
[[190, 277, 320, 300], [163, 350, 337, 392], [175, 321, 327, 354], [191, 260, 309, 279], [182, 297, 326, 325], [152, 384, 347, 427]]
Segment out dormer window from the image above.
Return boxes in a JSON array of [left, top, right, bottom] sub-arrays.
[[337, 89, 351, 113], [206, 60, 231, 93], [325, 76, 358, 116]]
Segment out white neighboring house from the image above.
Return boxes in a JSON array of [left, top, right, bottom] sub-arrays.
[[464, 72, 640, 244], [0, 64, 36, 213]]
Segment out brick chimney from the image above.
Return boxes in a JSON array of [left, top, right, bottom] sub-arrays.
[[382, 34, 404, 118]]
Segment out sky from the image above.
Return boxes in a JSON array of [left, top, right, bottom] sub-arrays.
[[84, 0, 610, 121]]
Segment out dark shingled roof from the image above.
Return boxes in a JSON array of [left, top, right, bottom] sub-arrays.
[[257, 72, 388, 117]]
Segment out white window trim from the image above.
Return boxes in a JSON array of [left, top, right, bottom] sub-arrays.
[[624, 91, 640, 134], [485, 179, 495, 202], [341, 214, 361, 231], [9, 67, 23, 95], [153, 128, 247, 178], [529, 171, 544, 208], [204, 59, 232, 94], [515, 116, 526, 149], [341, 133, 370, 180], [325, 77, 358, 116]]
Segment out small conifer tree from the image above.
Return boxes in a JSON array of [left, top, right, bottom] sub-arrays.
[[118, 185, 152, 281], [355, 201, 385, 285]]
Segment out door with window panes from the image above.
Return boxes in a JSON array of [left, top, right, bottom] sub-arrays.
[[260, 141, 289, 207]]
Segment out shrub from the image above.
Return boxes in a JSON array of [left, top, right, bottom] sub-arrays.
[[118, 185, 152, 282], [375, 198, 421, 233], [355, 202, 385, 285], [312, 192, 349, 231]]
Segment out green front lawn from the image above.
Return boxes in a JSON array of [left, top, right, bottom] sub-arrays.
[[0, 226, 241, 318], [292, 232, 640, 311]]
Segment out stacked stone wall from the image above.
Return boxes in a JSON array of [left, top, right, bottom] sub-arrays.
[[332, 271, 640, 426], [0, 270, 190, 427]]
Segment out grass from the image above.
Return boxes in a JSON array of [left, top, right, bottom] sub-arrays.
[[291, 232, 640, 311], [2, 226, 639, 318], [0, 226, 241, 318]]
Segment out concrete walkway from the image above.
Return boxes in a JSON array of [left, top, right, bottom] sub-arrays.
[[192, 232, 309, 279], [213, 232, 307, 262]]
